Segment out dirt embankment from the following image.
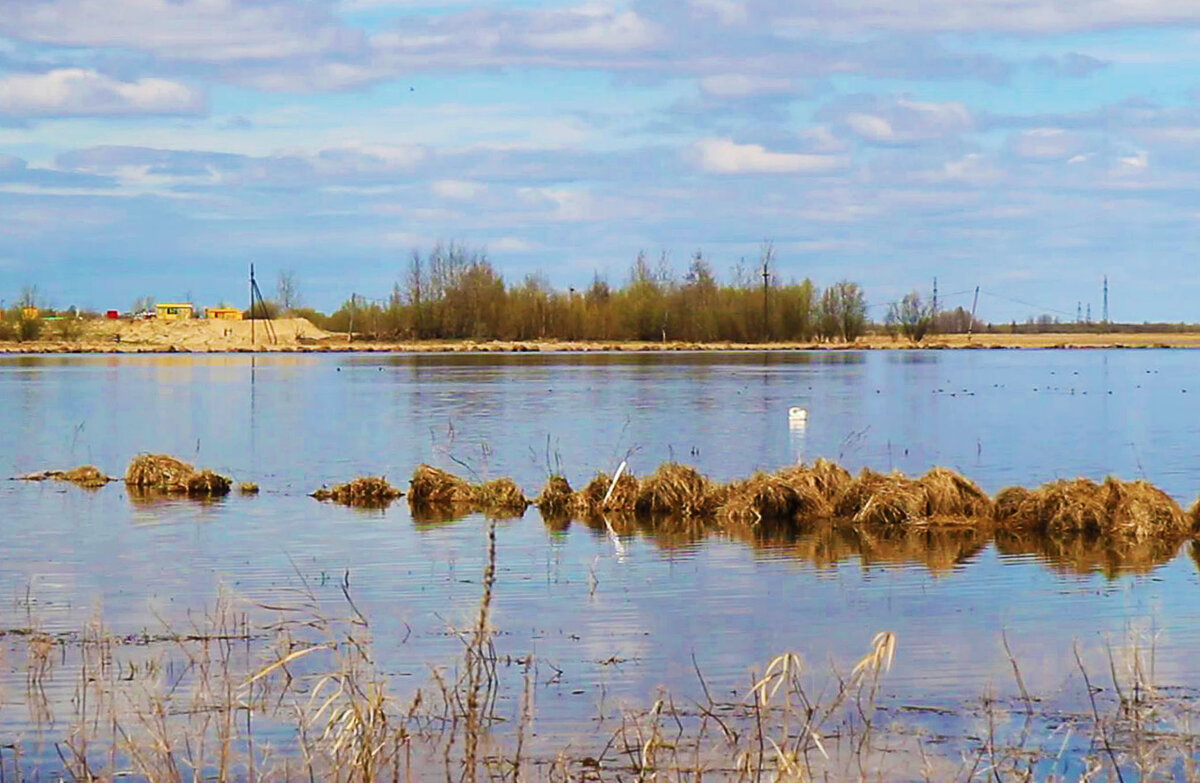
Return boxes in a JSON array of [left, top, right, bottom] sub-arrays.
[[4, 322, 1200, 353]]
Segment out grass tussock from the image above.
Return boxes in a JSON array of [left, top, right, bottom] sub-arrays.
[[473, 477, 529, 516], [312, 476, 402, 506], [238, 481, 260, 494], [719, 472, 806, 526], [535, 475, 573, 516], [19, 465, 115, 488], [833, 467, 993, 526], [125, 454, 231, 497], [571, 471, 640, 516], [408, 464, 475, 505], [994, 476, 1187, 540], [635, 462, 721, 518], [777, 457, 853, 502]]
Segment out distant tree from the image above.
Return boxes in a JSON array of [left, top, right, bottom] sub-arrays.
[[277, 270, 299, 312], [886, 291, 933, 343], [131, 295, 155, 315]]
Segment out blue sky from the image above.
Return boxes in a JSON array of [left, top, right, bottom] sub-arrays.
[[2, 0, 1200, 321]]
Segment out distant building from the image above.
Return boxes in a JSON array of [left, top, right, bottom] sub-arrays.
[[205, 307, 243, 321], [156, 303, 194, 321], [20, 306, 39, 320]]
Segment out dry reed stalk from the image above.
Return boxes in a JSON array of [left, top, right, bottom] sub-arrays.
[[917, 467, 994, 519], [832, 468, 893, 519], [311, 475, 403, 506], [776, 458, 852, 503]]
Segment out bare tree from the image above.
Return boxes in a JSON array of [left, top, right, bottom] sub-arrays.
[[277, 269, 299, 312]]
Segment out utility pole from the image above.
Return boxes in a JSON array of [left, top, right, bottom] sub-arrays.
[[1102, 275, 1109, 327], [1077, 302, 1082, 324], [761, 260, 770, 342], [932, 277, 938, 318], [966, 286, 980, 342], [250, 263, 255, 346]]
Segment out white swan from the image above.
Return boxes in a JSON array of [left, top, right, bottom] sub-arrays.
[[788, 406, 808, 422]]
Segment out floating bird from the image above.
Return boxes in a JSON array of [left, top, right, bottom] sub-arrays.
[[788, 406, 808, 423]]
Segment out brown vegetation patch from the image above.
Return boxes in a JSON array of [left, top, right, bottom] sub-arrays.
[[125, 454, 231, 497], [408, 465, 475, 505], [535, 475, 573, 515], [571, 471, 640, 516], [239, 482, 260, 494], [994, 477, 1187, 540], [719, 472, 805, 527], [19, 465, 115, 488], [312, 476, 402, 507], [776, 458, 852, 503], [917, 467, 994, 519], [635, 463, 721, 518], [832, 468, 894, 518], [473, 477, 529, 517], [833, 467, 993, 526]]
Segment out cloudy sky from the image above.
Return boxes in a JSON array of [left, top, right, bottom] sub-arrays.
[[2, 0, 1199, 320]]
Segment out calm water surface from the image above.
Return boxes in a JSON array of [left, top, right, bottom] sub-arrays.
[[3, 350, 1200, 752]]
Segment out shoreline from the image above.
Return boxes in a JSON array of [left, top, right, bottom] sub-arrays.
[[5, 331, 1200, 354]]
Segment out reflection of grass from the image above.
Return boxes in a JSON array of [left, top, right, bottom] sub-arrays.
[[5, 558, 1200, 779]]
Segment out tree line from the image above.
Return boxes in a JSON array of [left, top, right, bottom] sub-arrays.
[[293, 242, 869, 343]]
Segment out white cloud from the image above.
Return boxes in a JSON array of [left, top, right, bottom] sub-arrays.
[[840, 99, 973, 144], [690, 0, 748, 25], [0, 69, 205, 117], [489, 236, 538, 252], [699, 74, 793, 98], [692, 138, 844, 174], [523, 9, 657, 52], [0, 0, 353, 63], [432, 179, 487, 200], [1010, 128, 1087, 160]]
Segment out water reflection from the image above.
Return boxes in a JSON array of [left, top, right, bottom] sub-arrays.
[[995, 529, 1186, 578]]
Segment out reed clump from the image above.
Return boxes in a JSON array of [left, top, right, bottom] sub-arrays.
[[994, 476, 1187, 540], [719, 472, 806, 526], [473, 477, 529, 516], [19, 465, 115, 488], [238, 481, 260, 494], [535, 475, 573, 517], [125, 454, 231, 497], [408, 464, 475, 505], [570, 471, 640, 516], [635, 462, 721, 518], [832, 467, 993, 526], [776, 457, 852, 503], [312, 476, 402, 506]]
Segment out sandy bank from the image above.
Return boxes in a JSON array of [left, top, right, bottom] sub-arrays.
[[3, 322, 1200, 353]]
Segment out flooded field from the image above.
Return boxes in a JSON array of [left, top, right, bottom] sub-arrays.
[[3, 350, 1200, 779]]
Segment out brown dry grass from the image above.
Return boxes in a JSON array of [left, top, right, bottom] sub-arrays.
[[124, 454, 231, 497], [570, 471, 640, 516], [776, 458, 853, 502], [473, 477, 529, 517], [19, 465, 115, 488], [719, 472, 807, 527], [830, 467, 993, 526], [994, 476, 1187, 540], [311, 476, 403, 506], [635, 462, 721, 518], [535, 475, 573, 516], [408, 464, 475, 505]]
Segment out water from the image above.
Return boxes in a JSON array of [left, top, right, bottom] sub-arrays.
[[3, 349, 1200, 768]]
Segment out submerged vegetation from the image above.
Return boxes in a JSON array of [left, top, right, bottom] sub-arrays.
[[18, 465, 115, 488], [408, 464, 530, 519]]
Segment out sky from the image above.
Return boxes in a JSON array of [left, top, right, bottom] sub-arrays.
[[2, 0, 1200, 322]]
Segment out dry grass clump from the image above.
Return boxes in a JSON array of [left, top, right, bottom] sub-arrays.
[[994, 486, 1031, 520], [19, 465, 115, 488], [635, 462, 721, 518], [571, 471, 640, 516], [473, 477, 529, 516], [777, 458, 852, 503], [917, 467, 994, 519], [238, 481, 260, 494], [994, 476, 1187, 540], [408, 464, 475, 505], [535, 475, 573, 515], [832, 467, 993, 526], [719, 472, 805, 526], [312, 476, 402, 506], [125, 454, 231, 497]]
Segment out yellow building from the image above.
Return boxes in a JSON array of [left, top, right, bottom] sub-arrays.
[[205, 307, 243, 321], [20, 306, 39, 320], [156, 303, 194, 321]]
